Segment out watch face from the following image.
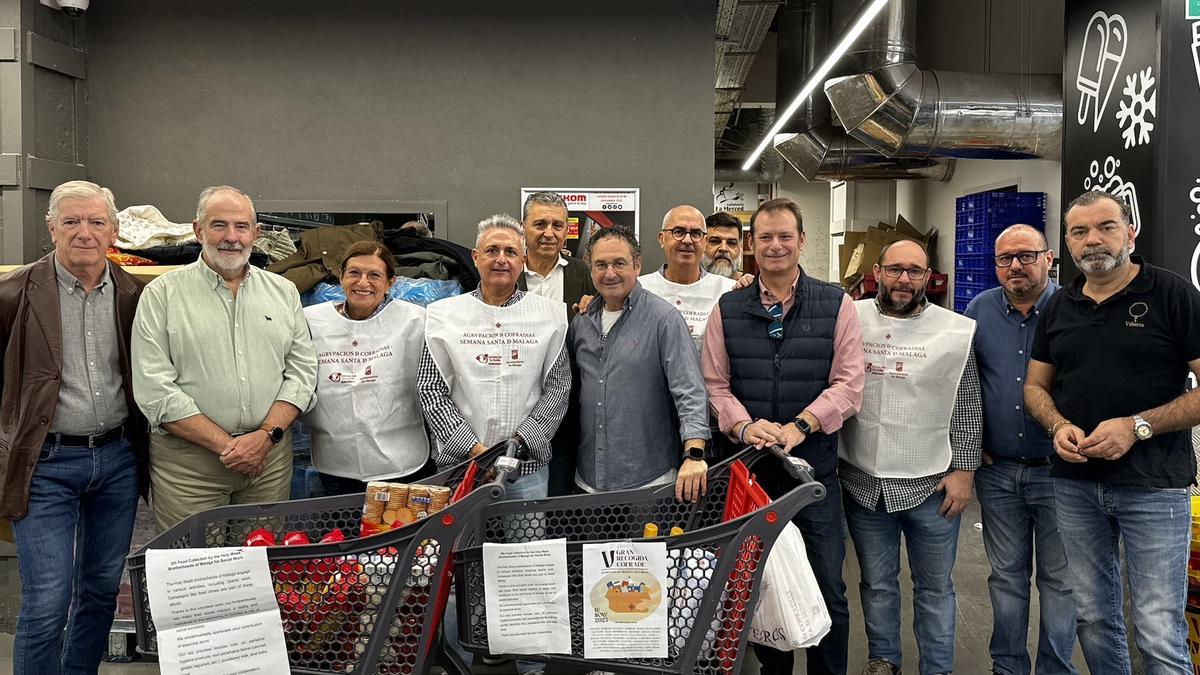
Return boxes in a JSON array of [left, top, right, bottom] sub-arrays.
[[1135, 423, 1152, 440]]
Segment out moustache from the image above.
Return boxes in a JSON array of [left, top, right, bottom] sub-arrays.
[[1081, 245, 1115, 259], [216, 244, 245, 252]]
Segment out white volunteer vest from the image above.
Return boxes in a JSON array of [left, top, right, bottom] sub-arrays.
[[840, 300, 976, 478], [638, 270, 735, 351], [424, 292, 567, 448], [303, 301, 431, 481]]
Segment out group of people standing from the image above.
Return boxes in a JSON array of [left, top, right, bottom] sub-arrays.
[[1, 180, 1197, 675]]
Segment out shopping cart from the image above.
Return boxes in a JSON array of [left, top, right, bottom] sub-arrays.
[[452, 444, 826, 674], [126, 440, 524, 674]]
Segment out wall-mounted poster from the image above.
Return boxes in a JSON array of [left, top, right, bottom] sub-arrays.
[[520, 188, 640, 257], [713, 182, 756, 213]]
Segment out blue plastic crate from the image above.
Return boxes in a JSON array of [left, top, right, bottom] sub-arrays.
[[955, 269, 993, 286], [956, 191, 1047, 214], [954, 280, 988, 299], [955, 237, 992, 257], [956, 206, 1046, 228], [956, 207, 1046, 231], [955, 254, 993, 272]]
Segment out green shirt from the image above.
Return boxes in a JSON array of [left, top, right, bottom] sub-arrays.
[[132, 259, 317, 434]]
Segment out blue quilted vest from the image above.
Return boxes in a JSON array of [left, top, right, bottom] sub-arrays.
[[718, 271, 846, 479]]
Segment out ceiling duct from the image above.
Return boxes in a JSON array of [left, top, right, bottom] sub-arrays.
[[823, 0, 1063, 160], [716, 108, 785, 183], [772, 0, 954, 181], [714, 0, 779, 144], [775, 128, 955, 181]]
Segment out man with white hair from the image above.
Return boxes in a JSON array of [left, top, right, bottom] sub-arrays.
[[418, 214, 569, 674], [1, 180, 148, 673], [639, 205, 736, 352], [132, 185, 317, 532], [419, 214, 570, 492]]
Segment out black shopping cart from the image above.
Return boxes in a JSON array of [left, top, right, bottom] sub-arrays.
[[452, 445, 825, 674], [127, 441, 523, 674]]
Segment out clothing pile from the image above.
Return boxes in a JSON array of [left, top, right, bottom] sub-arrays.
[[269, 221, 479, 295], [112, 204, 294, 267]]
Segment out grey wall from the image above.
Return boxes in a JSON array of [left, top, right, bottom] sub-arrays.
[[916, 0, 1065, 73], [83, 1, 715, 268]]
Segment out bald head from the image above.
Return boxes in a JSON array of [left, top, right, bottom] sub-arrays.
[[658, 205, 707, 279], [878, 239, 929, 268], [995, 224, 1048, 252], [662, 205, 706, 230], [993, 223, 1053, 304]]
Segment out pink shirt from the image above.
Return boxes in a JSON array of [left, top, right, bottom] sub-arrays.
[[701, 270, 864, 437]]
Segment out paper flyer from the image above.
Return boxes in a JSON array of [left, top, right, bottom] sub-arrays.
[[582, 541, 668, 659], [482, 538, 571, 655], [146, 547, 289, 675]]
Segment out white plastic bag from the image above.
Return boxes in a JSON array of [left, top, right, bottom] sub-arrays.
[[749, 522, 831, 650]]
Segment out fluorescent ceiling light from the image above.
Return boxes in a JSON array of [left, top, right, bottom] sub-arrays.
[[741, 0, 893, 171]]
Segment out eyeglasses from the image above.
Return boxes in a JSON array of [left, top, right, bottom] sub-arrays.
[[768, 303, 783, 340], [993, 250, 1048, 267], [665, 227, 706, 241], [591, 259, 632, 273], [343, 269, 387, 283], [880, 265, 929, 280]]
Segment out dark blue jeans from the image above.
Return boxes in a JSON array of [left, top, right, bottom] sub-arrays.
[[11, 435, 139, 675], [976, 460, 1077, 675], [751, 474, 849, 675]]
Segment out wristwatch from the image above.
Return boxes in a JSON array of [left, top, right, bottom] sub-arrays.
[[1132, 414, 1153, 441], [683, 446, 705, 461], [793, 417, 814, 436], [261, 425, 285, 444]]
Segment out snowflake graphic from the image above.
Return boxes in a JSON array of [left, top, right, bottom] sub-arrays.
[[1115, 67, 1156, 149]]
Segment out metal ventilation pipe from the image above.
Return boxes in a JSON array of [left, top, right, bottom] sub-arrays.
[[775, 128, 955, 182], [771, 0, 953, 181], [823, 0, 1063, 160]]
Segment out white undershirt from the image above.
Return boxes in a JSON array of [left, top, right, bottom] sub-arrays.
[[601, 308, 624, 337], [575, 467, 679, 493]]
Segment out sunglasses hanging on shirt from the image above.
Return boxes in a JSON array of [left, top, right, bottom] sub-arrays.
[[768, 303, 784, 340]]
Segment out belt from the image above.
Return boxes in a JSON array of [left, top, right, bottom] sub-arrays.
[[50, 425, 125, 449], [1008, 455, 1051, 467]]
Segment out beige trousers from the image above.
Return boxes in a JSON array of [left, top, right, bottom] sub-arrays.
[[149, 429, 292, 533]]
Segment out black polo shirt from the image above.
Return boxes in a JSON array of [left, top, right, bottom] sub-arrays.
[[1031, 257, 1200, 487]]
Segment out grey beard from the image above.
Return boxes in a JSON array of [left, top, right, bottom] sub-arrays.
[[202, 243, 251, 273], [1074, 245, 1129, 275], [702, 255, 738, 278]]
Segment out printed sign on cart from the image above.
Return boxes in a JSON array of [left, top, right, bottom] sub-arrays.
[[482, 538, 571, 655], [146, 547, 289, 675], [582, 541, 668, 659]]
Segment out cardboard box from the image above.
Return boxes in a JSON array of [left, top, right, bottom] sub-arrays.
[[839, 214, 937, 289]]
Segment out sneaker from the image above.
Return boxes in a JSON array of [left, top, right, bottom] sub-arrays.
[[862, 659, 900, 675]]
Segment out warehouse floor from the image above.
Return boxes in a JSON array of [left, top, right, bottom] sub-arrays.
[[0, 499, 1090, 674]]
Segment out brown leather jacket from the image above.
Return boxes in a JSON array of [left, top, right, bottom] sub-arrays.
[[0, 254, 149, 519]]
